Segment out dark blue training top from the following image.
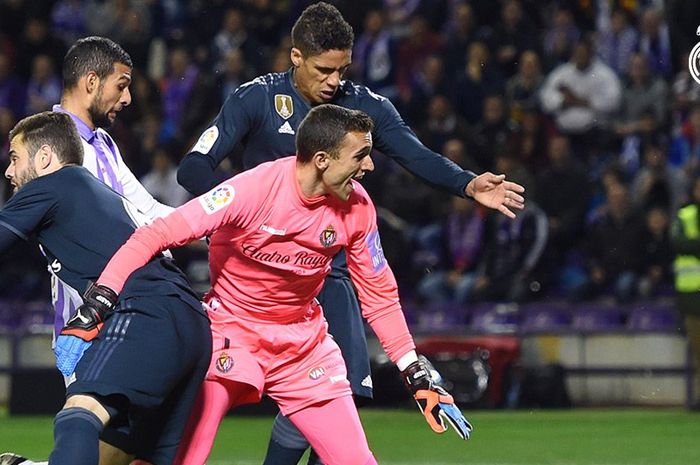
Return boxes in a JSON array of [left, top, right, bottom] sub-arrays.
[[0, 166, 201, 311], [177, 69, 475, 196]]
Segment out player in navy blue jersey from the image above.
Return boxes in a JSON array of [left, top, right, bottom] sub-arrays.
[[0, 111, 211, 465], [177, 3, 524, 464]]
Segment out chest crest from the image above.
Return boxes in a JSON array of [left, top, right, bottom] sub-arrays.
[[319, 224, 337, 248], [275, 94, 294, 119]]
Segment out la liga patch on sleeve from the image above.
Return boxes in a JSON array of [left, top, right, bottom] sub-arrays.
[[199, 185, 235, 214], [367, 229, 387, 272], [191, 126, 219, 154]]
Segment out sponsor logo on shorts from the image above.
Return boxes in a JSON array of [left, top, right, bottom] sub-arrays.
[[308, 366, 326, 380], [192, 126, 219, 154], [215, 352, 234, 373], [275, 94, 294, 119], [199, 185, 235, 214], [366, 229, 387, 272], [319, 224, 337, 248]]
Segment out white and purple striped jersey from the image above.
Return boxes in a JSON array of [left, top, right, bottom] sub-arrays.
[[46, 105, 174, 342]]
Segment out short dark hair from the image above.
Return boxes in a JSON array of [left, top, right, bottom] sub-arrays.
[[9, 111, 84, 165], [296, 104, 373, 162], [291, 2, 354, 56], [62, 36, 132, 89]]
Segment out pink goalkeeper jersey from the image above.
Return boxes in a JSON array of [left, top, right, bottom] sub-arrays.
[[98, 156, 415, 363]]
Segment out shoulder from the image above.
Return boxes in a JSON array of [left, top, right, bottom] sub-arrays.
[[338, 79, 388, 105], [234, 72, 287, 99]]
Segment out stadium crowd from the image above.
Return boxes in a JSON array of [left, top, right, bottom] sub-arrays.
[[1, 0, 699, 311]]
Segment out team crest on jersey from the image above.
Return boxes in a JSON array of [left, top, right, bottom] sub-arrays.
[[215, 352, 234, 373], [199, 185, 235, 214], [319, 224, 337, 248], [308, 366, 326, 380], [275, 94, 294, 119], [192, 126, 219, 154]]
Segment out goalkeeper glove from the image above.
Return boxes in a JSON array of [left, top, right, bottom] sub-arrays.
[[401, 355, 473, 440], [55, 282, 117, 377]]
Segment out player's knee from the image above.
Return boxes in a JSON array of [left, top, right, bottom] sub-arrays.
[[63, 394, 110, 425]]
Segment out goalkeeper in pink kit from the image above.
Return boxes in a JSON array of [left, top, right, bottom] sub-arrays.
[[95, 105, 473, 465]]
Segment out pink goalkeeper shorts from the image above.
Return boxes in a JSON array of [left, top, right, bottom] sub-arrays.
[[204, 296, 352, 415]]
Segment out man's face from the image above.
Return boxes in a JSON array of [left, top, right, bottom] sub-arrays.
[[292, 48, 351, 105], [322, 131, 374, 201], [5, 135, 39, 193], [87, 62, 132, 128]]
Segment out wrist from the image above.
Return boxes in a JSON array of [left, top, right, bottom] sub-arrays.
[[396, 350, 418, 371]]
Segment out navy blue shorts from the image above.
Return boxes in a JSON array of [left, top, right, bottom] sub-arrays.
[[67, 295, 211, 465], [318, 252, 372, 400]]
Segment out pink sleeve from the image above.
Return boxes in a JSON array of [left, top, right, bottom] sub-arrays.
[[345, 188, 415, 364], [99, 180, 245, 293]]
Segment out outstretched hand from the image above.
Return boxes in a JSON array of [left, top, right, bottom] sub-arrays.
[[465, 172, 525, 219]]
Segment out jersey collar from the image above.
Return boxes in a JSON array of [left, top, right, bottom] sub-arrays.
[[52, 104, 97, 143]]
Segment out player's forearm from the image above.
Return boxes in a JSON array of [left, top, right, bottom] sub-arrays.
[[98, 210, 197, 293], [177, 153, 222, 196], [365, 302, 416, 364]]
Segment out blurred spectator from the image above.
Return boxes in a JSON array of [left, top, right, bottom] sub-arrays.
[[415, 198, 486, 305], [140, 147, 191, 207], [159, 46, 214, 144], [505, 50, 543, 124], [637, 7, 672, 79], [395, 14, 443, 100], [637, 205, 673, 299], [0, 51, 26, 119], [631, 140, 689, 214], [542, 5, 580, 72], [596, 7, 638, 78], [572, 182, 646, 303], [212, 7, 264, 75], [466, 94, 510, 171], [539, 38, 621, 158], [666, 0, 700, 72], [535, 134, 591, 294], [352, 9, 399, 102], [614, 53, 668, 140], [453, 40, 503, 125], [441, 2, 480, 75], [85, 0, 151, 46], [669, 105, 700, 176], [671, 175, 700, 409], [506, 106, 549, 172], [24, 53, 62, 116], [470, 201, 548, 303], [14, 17, 66, 81], [404, 54, 447, 125], [415, 94, 470, 153], [216, 49, 254, 106], [119, 4, 154, 70], [51, 0, 86, 46], [671, 52, 700, 136], [491, 0, 538, 77], [441, 137, 476, 170], [244, 0, 287, 49], [492, 150, 536, 200]]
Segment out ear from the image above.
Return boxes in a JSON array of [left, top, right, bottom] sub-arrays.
[[35, 144, 54, 170], [85, 71, 100, 95], [313, 151, 330, 170], [290, 48, 303, 68]]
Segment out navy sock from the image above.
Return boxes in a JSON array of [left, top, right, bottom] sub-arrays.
[[49, 407, 103, 465], [261, 413, 308, 465]]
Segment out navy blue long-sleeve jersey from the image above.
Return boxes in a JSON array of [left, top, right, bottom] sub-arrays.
[[178, 69, 475, 196], [0, 166, 202, 335]]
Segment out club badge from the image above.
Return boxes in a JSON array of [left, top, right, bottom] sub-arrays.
[[215, 352, 234, 373], [319, 224, 337, 248]]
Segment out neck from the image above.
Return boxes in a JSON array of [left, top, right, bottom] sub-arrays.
[[291, 69, 313, 105], [296, 160, 325, 198], [60, 95, 95, 130]]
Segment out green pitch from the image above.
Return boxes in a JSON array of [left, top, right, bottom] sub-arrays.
[[1, 408, 699, 464]]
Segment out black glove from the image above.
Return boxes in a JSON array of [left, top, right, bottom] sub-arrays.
[[401, 355, 473, 439], [55, 282, 117, 376]]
